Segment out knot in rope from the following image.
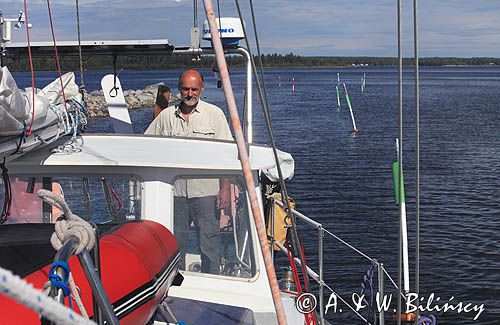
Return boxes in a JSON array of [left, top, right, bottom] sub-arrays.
[[48, 261, 72, 309], [37, 189, 95, 254]]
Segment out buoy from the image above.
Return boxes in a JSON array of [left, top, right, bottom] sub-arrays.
[[343, 83, 359, 132], [292, 77, 295, 93], [335, 85, 340, 111], [392, 139, 410, 293]]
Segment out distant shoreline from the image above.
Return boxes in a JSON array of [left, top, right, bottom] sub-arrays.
[[4, 54, 499, 72]]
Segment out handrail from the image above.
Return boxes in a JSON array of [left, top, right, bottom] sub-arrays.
[[270, 200, 411, 325], [50, 236, 119, 325]]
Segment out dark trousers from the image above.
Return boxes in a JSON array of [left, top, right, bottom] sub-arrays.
[[174, 196, 220, 274]]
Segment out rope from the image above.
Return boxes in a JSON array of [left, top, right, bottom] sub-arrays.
[[46, 0, 68, 112], [50, 98, 87, 155], [69, 273, 89, 318], [202, 1, 286, 323], [0, 160, 12, 224], [0, 266, 96, 324], [22, 0, 36, 137], [12, 121, 27, 155], [418, 315, 436, 325], [37, 189, 95, 255], [109, 55, 119, 97], [235, 0, 311, 294], [360, 260, 377, 325]]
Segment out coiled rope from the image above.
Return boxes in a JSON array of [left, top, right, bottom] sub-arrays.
[[37, 189, 95, 255], [38, 189, 94, 318]]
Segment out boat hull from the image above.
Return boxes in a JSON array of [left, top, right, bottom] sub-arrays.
[[0, 220, 179, 324]]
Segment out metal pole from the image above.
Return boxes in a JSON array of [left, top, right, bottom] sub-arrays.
[[319, 227, 324, 325], [378, 263, 385, 325], [90, 223, 103, 324], [397, 0, 403, 323], [202, 1, 286, 323], [413, 0, 421, 324], [270, 198, 275, 261], [78, 249, 119, 325], [193, 0, 198, 28], [245, 50, 253, 143]]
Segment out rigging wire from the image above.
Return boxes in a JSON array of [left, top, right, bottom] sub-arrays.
[[234, 0, 311, 290], [397, 0, 403, 324], [22, 0, 36, 136], [202, 1, 286, 323], [193, 0, 198, 28], [46, 0, 68, 112], [413, 0, 421, 324], [75, 0, 85, 91]]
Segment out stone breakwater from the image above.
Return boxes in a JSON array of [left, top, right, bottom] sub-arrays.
[[84, 84, 179, 117]]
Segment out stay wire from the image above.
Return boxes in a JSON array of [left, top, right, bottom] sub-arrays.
[[75, 0, 85, 91], [234, 0, 310, 290], [397, 0, 403, 324], [23, 0, 36, 136], [413, 0, 421, 323], [247, 0, 310, 289], [46, 0, 68, 112]]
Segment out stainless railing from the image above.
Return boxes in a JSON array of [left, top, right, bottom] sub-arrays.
[[270, 198, 406, 325]]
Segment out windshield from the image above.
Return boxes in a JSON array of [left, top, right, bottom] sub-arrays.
[[1, 175, 141, 225]]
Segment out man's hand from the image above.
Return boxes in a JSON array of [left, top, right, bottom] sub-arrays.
[[217, 180, 231, 210]]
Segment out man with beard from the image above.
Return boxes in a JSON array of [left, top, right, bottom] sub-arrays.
[[145, 69, 233, 274]]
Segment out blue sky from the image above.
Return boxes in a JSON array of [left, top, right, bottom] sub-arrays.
[[1, 0, 499, 57]]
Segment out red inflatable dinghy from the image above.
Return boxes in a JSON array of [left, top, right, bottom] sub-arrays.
[[0, 220, 180, 324]]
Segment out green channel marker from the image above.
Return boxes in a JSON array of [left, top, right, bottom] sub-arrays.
[[392, 161, 406, 205]]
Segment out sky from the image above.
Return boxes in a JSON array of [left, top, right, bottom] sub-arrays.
[[1, 0, 500, 57]]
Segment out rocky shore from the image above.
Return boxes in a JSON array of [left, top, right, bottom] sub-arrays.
[[84, 84, 178, 117]]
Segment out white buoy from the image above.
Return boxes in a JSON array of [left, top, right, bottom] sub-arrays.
[[343, 83, 358, 132], [335, 85, 340, 110], [292, 77, 295, 93]]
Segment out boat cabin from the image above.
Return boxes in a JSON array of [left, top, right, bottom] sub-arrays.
[[2, 133, 302, 324]]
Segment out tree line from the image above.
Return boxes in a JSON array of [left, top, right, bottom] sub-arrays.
[[3, 52, 500, 71]]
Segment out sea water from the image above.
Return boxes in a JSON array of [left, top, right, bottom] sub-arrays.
[[13, 66, 500, 324]]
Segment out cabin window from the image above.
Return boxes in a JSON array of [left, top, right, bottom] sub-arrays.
[[173, 175, 256, 278], [0, 175, 141, 224]]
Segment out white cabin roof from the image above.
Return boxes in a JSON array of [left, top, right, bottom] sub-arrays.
[[10, 134, 292, 175]]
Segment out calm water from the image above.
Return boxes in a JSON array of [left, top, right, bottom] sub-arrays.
[[13, 67, 500, 324]]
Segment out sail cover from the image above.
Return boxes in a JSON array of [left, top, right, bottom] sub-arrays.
[[0, 66, 79, 136]]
